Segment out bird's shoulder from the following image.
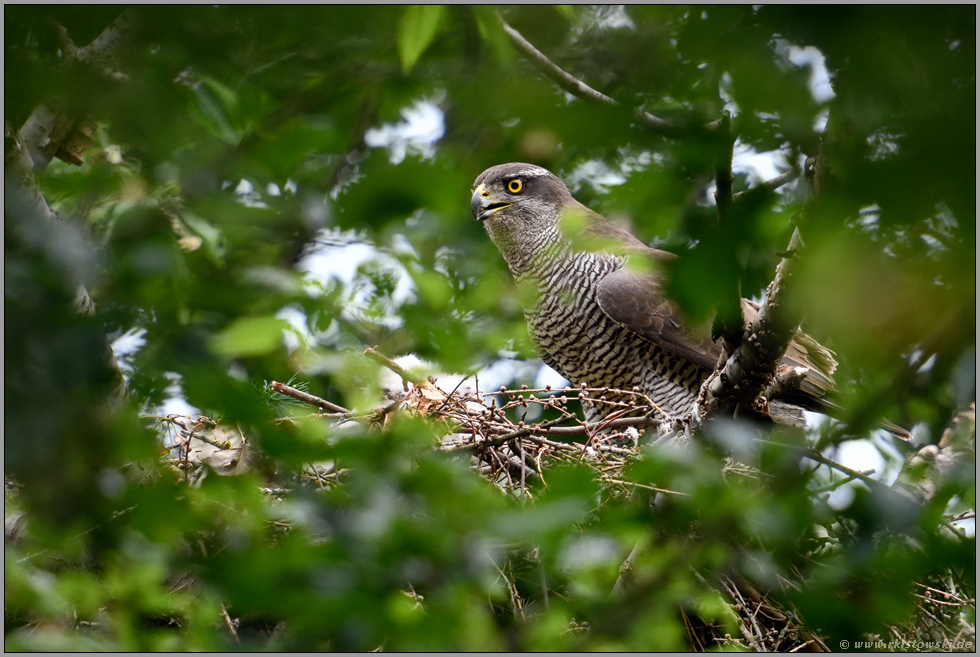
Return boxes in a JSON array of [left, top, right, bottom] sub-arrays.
[[560, 199, 678, 262], [556, 199, 720, 367]]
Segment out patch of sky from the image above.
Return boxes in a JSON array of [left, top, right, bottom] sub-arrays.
[[702, 141, 796, 204], [803, 412, 907, 510], [297, 228, 415, 330], [535, 364, 571, 391], [733, 140, 793, 186], [110, 327, 148, 380], [823, 439, 886, 510], [853, 205, 881, 236], [233, 178, 268, 208], [267, 180, 296, 197], [364, 96, 445, 165], [154, 372, 202, 441], [719, 71, 739, 116], [560, 148, 662, 196], [771, 39, 836, 104], [867, 128, 902, 161], [812, 107, 829, 133], [563, 159, 628, 195], [570, 5, 636, 41], [277, 304, 316, 354]]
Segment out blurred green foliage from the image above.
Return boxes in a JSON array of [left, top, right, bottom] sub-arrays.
[[5, 5, 975, 651]]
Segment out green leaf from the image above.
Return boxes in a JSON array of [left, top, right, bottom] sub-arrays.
[[553, 5, 578, 23], [398, 5, 445, 74], [193, 75, 245, 145], [210, 316, 290, 358], [181, 212, 226, 266], [472, 7, 515, 67]]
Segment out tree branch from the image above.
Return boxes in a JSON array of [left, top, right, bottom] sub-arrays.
[[698, 229, 805, 420], [498, 18, 615, 106], [57, 9, 136, 78], [498, 15, 687, 137], [713, 112, 735, 219], [710, 112, 745, 350], [733, 165, 801, 202]]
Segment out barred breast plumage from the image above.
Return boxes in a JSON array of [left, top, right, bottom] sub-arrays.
[[524, 249, 705, 421], [470, 162, 837, 425]]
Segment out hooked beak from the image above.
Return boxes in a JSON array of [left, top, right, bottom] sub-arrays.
[[471, 183, 512, 222]]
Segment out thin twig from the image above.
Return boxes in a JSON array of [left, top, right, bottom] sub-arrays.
[[809, 468, 876, 494], [733, 166, 802, 201], [270, 380, 350, 415], [220, 603, 240, 644], [601, 478, 688, 496], [802, 448, 887, 492], [442, 413, 659, 452], [498, 14, 686, 137], [18, 505, 137, 563], [363, 347, 423, 385]]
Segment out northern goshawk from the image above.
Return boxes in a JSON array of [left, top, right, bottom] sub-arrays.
[[471, 162, 838, 427]]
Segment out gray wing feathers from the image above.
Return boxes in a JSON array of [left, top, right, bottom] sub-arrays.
[[596, 268, 838, 400], [596, 266, 721, 371], [575, 208, 838, 403]]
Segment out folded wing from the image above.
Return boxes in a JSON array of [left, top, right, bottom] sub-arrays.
[[594, 251, 838, 407]]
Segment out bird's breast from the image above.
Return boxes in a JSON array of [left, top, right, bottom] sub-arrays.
[[523, 252, 705, 419]]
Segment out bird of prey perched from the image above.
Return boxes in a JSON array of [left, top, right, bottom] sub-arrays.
[[471, 162, 838, 427]]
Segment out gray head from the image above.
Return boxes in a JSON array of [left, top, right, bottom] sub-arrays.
[[471, 163, 574, 276]]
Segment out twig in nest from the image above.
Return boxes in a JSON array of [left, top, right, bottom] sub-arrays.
[[270, 380, 350, 416], [363, 346, 422, 385]]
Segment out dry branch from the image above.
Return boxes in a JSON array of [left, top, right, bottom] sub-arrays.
[[270, 380, 350, 416]]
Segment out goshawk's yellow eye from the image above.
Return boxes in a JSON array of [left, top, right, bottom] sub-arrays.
[[507, 179, 524, 194]]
